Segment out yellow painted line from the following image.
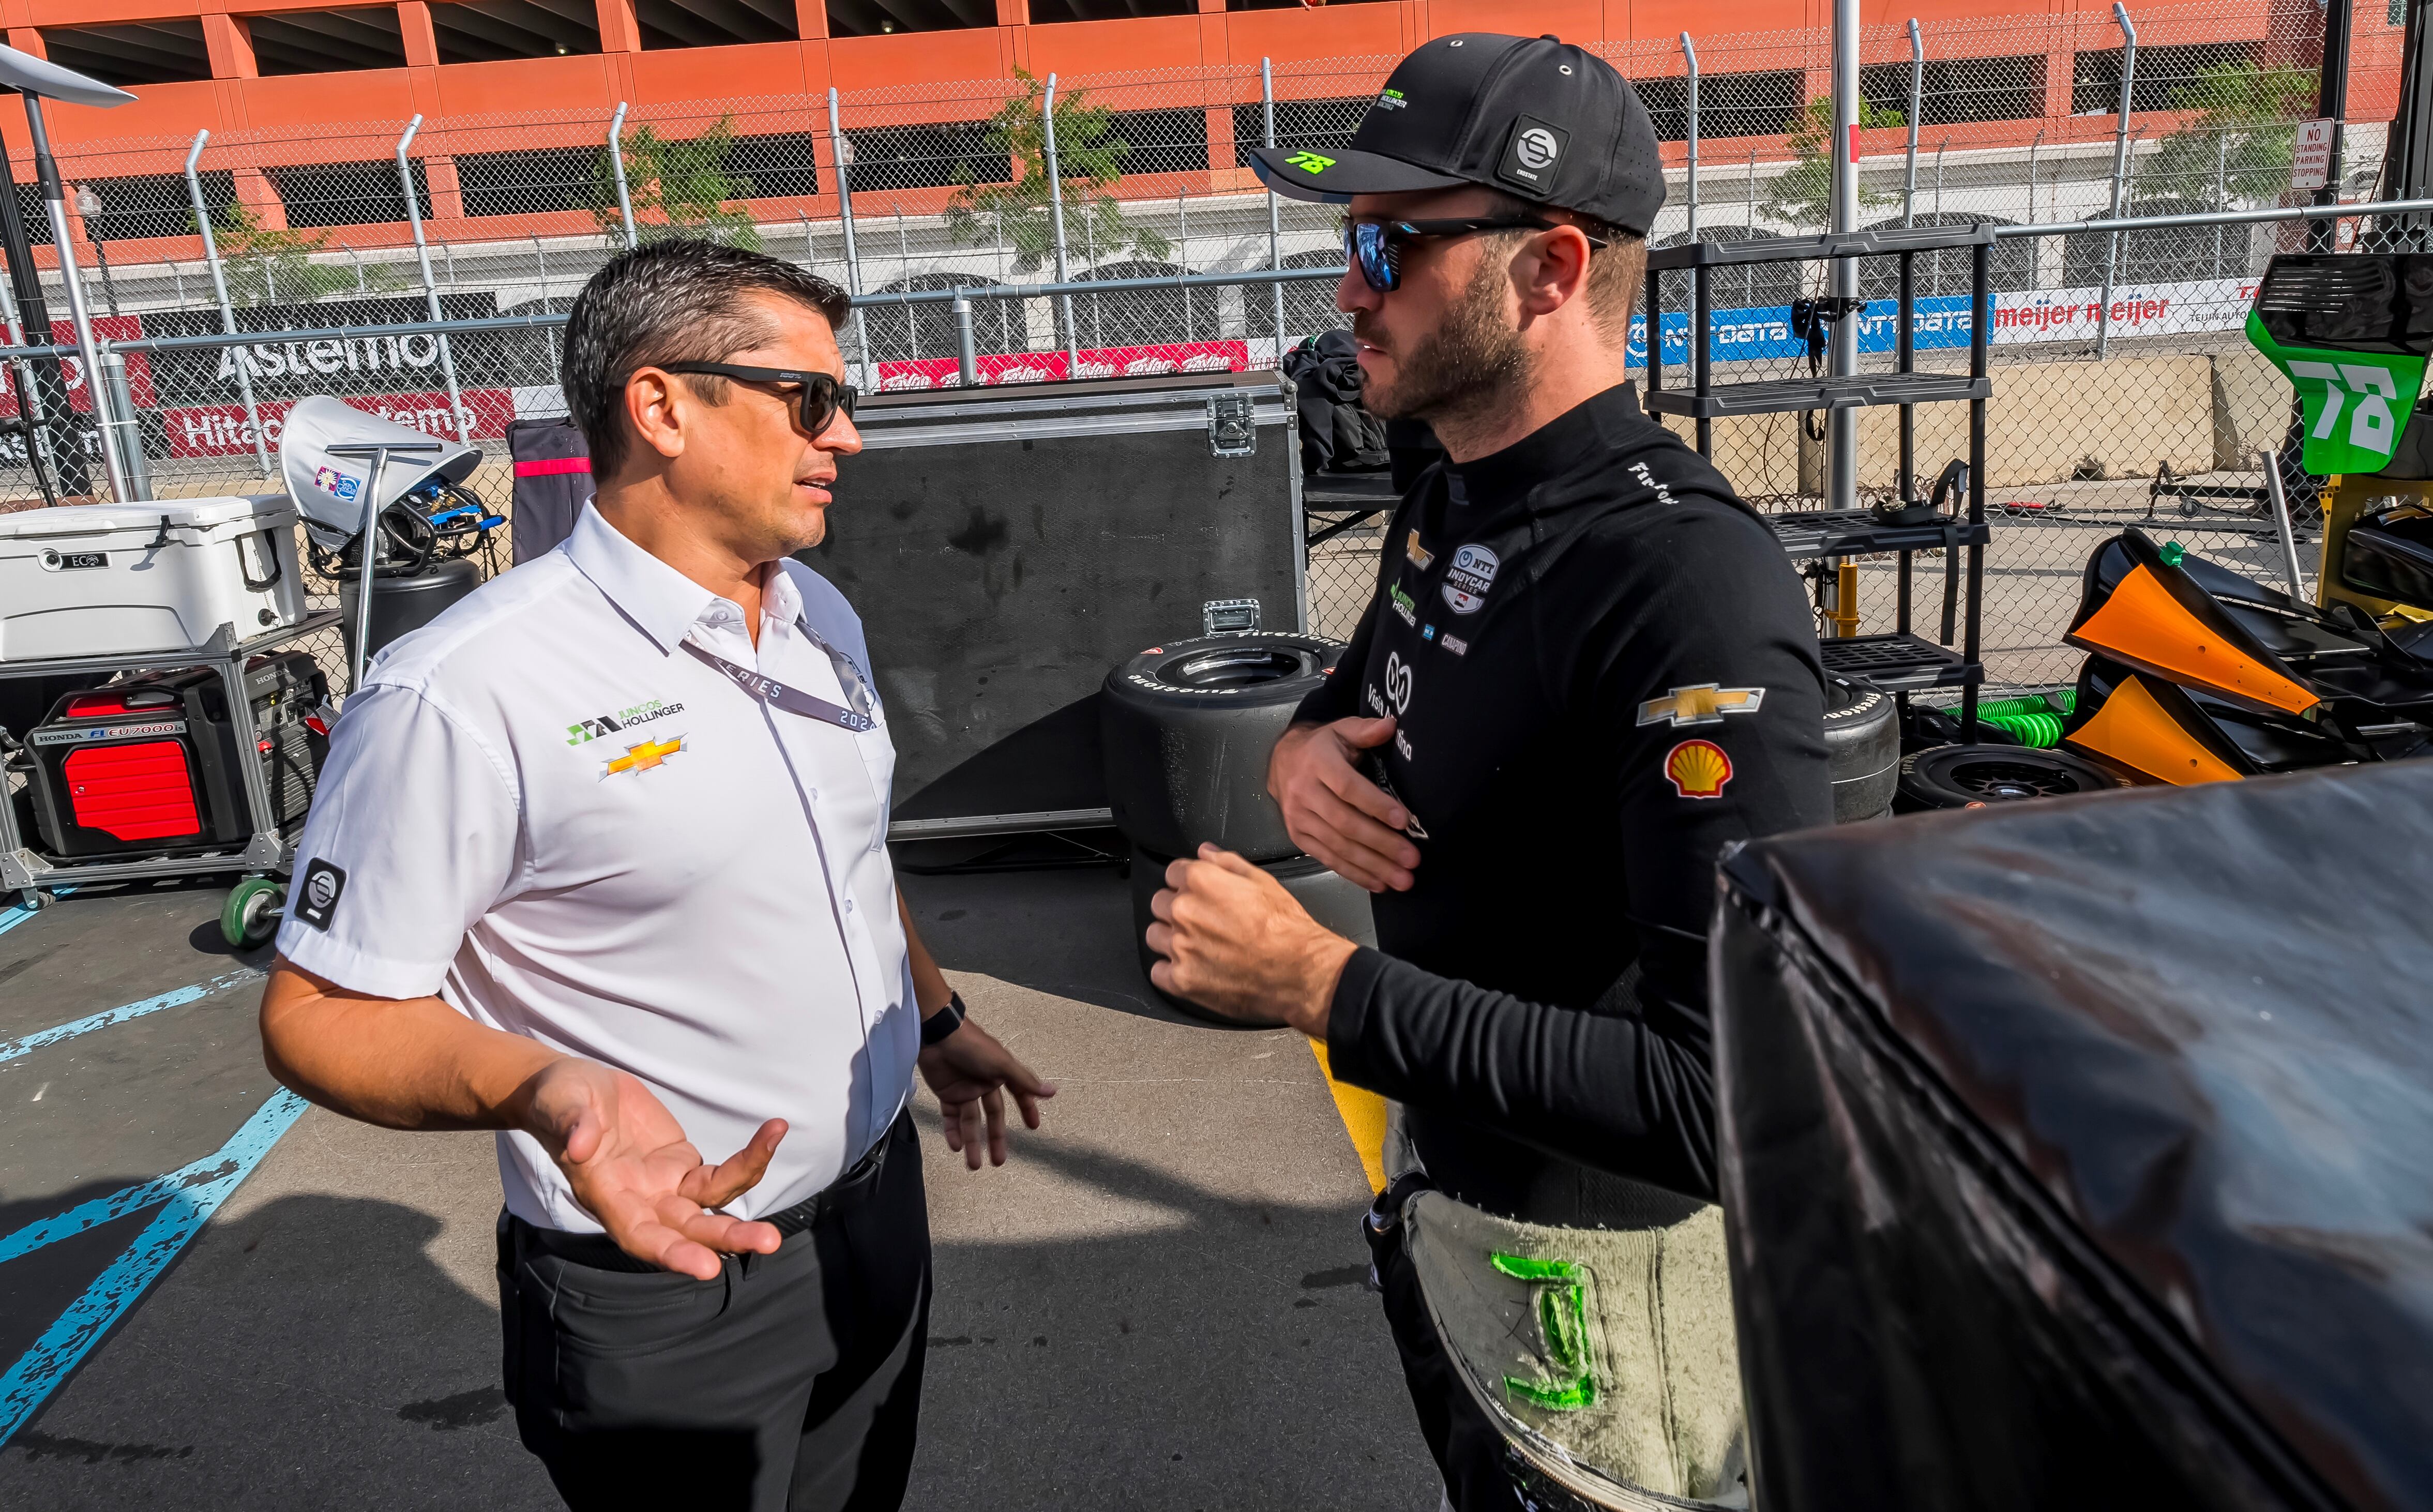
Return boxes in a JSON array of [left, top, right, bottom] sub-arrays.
[[1307, 1038, 1388, 1194]]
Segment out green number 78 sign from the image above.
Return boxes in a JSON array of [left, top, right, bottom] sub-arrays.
[[2246, 310, 2429, 475]]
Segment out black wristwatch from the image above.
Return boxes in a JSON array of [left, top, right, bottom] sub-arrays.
[[920, 991, 968, 1047]]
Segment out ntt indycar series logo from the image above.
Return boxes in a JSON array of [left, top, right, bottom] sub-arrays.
[[1441, 544, 1498, 615]]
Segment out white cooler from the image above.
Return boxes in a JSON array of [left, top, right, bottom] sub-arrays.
[[0, 496, 309, 662]]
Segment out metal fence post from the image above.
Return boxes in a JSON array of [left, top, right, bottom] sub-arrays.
[[608, 102, 638, 250], [827, 88, 873, 385], [951, 291, 977, 386], [1262, 60, 1289, 355], [396, 116, 469, 444], [2025, 129, 2043, 230], [1747, 147, 1758, 226], [21, 94, 134, 502], [2214, 132, 2229, 271], [2098, 2, 2138, 360], [1904, 20, 1924, 227], [1828, 0, 1860, 513], [1682, 34, 1701, 240], [1177, 190, 1193, 339], [186, 129, 271, 479], [1042, 73, 1078, 375]]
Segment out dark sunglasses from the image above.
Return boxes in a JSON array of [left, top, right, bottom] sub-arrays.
[[657, 362, 860, 437], [1342, 217, 1610, 293]]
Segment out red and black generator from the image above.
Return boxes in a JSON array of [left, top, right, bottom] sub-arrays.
[[23, 650, 328, 859]]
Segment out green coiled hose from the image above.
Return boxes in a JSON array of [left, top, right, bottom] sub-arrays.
[[1971, 689, 2077, 748]]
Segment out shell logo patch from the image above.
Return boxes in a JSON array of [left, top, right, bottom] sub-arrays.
[[602, 735, 685, 779], [1664, 739, 1733, 799]]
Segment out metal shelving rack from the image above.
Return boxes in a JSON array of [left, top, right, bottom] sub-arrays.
[[1644, 223, 1997, 735]]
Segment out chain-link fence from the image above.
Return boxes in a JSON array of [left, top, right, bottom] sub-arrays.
[[0, 0, 2408, 697]]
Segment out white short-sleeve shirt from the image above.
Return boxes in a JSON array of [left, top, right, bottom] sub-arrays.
[[278, 503, 916, 1232]]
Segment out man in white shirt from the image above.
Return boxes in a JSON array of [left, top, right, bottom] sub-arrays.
[[259, 240, 1053, 1512]]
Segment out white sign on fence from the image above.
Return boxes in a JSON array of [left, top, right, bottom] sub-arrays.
[[2291, 119, 2336, 192]]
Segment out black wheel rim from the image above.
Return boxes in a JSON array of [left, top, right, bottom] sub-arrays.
[[1945, 758, 2082, 800]]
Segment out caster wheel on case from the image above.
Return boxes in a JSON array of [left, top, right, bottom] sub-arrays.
[[222, 875, 286, 951]]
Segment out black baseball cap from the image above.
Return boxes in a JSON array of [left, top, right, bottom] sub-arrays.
[[1248, 34, 1666, 236]]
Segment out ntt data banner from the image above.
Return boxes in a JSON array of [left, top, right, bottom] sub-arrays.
[[1625, 278, 2262, 367], [873, 339, 1252, 391]]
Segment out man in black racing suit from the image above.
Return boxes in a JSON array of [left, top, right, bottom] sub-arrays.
[[1142, 32, 1832, 1511]]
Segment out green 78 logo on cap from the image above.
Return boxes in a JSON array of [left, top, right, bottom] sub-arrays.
[[1285, 152, 1336, 173], [2246, 310, 2429, 475]]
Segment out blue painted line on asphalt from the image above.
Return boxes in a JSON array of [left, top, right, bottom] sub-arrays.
[[0, 1088, 308, 1449], [0, 1152, 242, 1266], [0, 967, 264, 1067], [0, 888, 76, 939]]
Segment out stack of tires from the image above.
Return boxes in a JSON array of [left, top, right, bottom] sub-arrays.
[[1099, 632, 1374, 1025]]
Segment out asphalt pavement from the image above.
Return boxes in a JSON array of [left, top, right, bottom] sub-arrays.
[[0, 861, 1435, 1510]]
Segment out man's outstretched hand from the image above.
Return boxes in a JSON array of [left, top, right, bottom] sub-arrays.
[[520, 1057, 786, 1280], [1146, 845, 1358, 1035], [1268, 716, 1422, 894], [920, 1019, 1055, 1171]]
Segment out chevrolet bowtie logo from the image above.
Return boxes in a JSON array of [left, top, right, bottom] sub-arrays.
[[603, 736, 685, 777], [1636, 684, 1765, 728]]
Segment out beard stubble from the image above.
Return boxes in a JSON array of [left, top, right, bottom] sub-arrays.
[[1356, 249, 1531, 427]]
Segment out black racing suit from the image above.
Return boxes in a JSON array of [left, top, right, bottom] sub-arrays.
[[1295, 383, 1831, 1510]]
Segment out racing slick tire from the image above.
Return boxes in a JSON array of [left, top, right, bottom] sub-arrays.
[[1100, 633, 1344, 863], [1823, 678, 1899, 823]]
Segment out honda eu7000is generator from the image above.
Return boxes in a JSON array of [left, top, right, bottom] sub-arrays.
[[20, 651, 327, 859]]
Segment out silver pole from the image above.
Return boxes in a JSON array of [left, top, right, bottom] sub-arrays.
[[2214, 131, 2229, 271], [97, 351, 149, 500], [187, 129, 271, 478], [395, 116, 469, 443], [1903, 19, 1923, 227], [1042, 73, 1078, 375], [826, 88, 873, 385], [952, 290, 977, 386], [2259, 448, 2307, 598], [608, 101, 638, 250], [23, 95, 133, 503], [1178, 189, 1192, 338], [344, 241, 367, 294], [1262, 59, 1287, 354], [1682, 34, 1700, 240], [2098, 2, 2138, 360], [1828, 0, 1860, 512], [1747, 147, 1758, 226], [2025, 129, 2043, 231]]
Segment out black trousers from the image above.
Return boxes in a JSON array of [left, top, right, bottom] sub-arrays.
[[1365, 1181, 1603, 1512], [497, 1111, 931, 1512]]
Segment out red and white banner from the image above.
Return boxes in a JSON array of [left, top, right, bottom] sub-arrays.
[[1989, 278, 2263, 347], [160, 388, 516, 459], [873, 339, 1252, 392], [0, 315, 156, 417]]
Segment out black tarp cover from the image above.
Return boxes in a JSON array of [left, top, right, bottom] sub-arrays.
[[1712, 762, 2433, 1512]]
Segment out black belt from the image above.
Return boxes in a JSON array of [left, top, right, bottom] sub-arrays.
[[507, 1109, 904, 1274]]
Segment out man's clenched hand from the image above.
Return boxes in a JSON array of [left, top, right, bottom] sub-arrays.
[[1268, 716, 1422, 894], [1145, 845, 1359, 1035], [520, 1057, 786, 1280]]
